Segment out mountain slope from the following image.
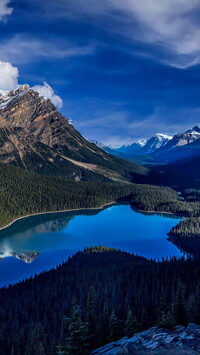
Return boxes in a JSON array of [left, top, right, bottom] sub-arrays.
[[0, 161, 153, 228], [0, 85, 148, 182]]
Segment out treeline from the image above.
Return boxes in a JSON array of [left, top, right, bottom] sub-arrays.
[[168, 217, 200, 256], [127, 185, 200, 216], [1, 161, 200, 237], [0, 161, 195, 229], [0, 247, 200, 354], [0, 162, 161, 228], [182, 189, 200, 202], [169, 217, 200, 239], [167, 188, 200, 254]]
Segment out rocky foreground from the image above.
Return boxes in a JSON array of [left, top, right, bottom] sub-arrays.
[[92, 324, 200, 354]]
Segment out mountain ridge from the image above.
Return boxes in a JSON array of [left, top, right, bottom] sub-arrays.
[[0, 85, 148, 182], [99, 133, 172, 160], [140, 125, 200, 165]]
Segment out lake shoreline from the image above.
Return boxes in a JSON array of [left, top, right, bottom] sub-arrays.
[[128, 201, 186, 218], [0, 201, 116, 232], [0, 200, 185, 234], [138, 208, 185, 217]]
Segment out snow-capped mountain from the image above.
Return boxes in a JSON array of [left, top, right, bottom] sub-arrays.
[[143, 133, 172, 153], [163, 126, 200, 149], [137, 125, 200, 165], [0, 85, 145, 182], [104, 133, 172, 158], [114, 139, 147, 155]]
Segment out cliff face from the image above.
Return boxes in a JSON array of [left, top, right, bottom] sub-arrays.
[[92, 324, 200, 354], [0, 85, 104, 159], [0, 85, 148, 181]]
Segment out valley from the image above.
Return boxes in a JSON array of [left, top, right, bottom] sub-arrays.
[[1, 1, 200, 354], [0, 85, 199, 354]]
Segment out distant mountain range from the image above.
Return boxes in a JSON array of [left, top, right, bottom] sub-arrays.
[[93, 126, 200, 189], [96, 126, 200, 166], [93, 133, 172, 160], [0, 85, 148, 183], [143, 126, 200, 165]]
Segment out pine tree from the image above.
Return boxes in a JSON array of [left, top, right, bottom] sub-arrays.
[[157, 310, 175, 329], [109, 311, 120, 341], [58, 317, 68, 354], [174, 284, 187, 326], [25, 323, 46, 355], [86, 286, 100, 349], [124, 309, 139, 337], [63, 304, 88, 355], [157, 294, 175, 329], [195, 282, 200, 324], [101, 302, 109, 343], [188, 295, 196, 324]]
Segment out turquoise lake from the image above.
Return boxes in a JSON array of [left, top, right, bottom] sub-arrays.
[[0, 204, 183, 287]]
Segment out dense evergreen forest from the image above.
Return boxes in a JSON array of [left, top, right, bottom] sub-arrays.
[[169, 217, 200, 238], [0, 247, 200, 354], [127, 185, 200, 217], [166, 189, 200, 255], [0, 162, 162, 227], [168, 216, 200, 256], [0, 160, 198, 229]]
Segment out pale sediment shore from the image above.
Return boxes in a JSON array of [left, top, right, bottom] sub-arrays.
[[0, 201, 116, 232]]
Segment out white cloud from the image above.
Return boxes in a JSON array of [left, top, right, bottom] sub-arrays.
[[0, 61, 19, 91], [0, 62, 63, 109], [0, 0, 13, 20], [45, 0, 200, 68], [32, 82, 63, 108], [115, 0, 200, 67], [3, 0, 199, 68]]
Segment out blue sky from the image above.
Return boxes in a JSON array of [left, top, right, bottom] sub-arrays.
[[0, 0, 200, 145]]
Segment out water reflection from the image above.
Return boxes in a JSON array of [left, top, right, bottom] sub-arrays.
[[0, 204, 185, 287], [0, 209, 101, 263]]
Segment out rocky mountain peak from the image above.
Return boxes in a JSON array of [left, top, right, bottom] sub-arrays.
[[8, 84, 30, 96], [189, 125, 200, 133], [0, 85, 143, 182]]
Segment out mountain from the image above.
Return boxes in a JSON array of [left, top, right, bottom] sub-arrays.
[[103, 134, 172, 160], [0, 85, 148, 182], [138, 126, 200, 165], [166, 126, 200, 148]]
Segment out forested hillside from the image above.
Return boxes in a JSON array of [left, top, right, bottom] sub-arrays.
[[0, 247, 200, 354], [0, 162, 143, 227], [0, 161, 200, 230]]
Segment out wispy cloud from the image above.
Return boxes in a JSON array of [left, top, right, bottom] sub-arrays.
[[36, 0, 200, 69], [0, 0, 13, 20], [0, 35, 96, 64], [74, 102, 200, 145]]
